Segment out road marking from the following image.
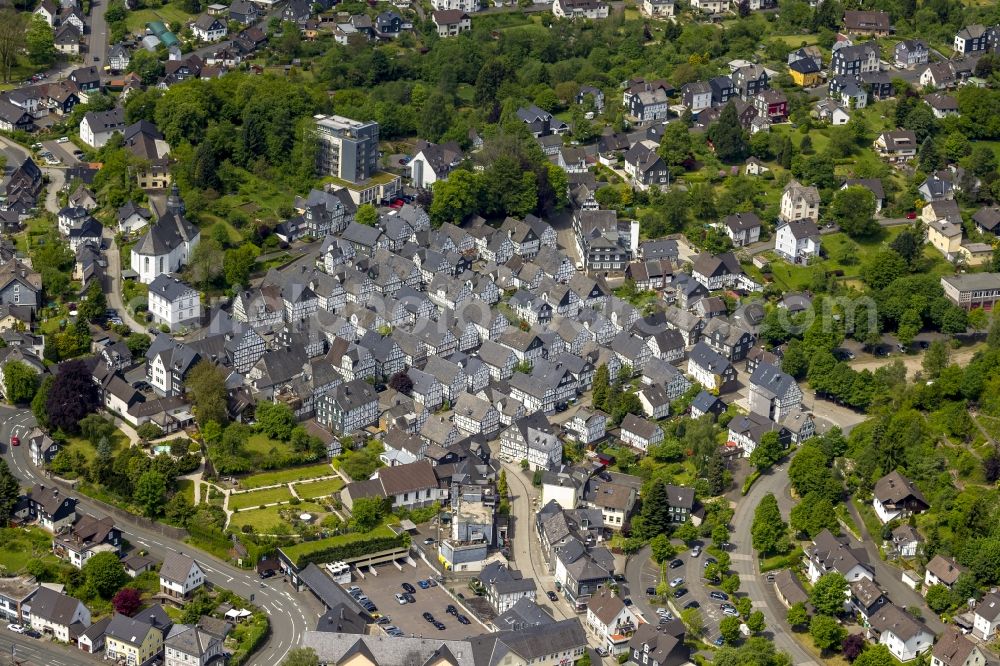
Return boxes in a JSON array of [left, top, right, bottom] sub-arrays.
[[738, 574, 756, 581]]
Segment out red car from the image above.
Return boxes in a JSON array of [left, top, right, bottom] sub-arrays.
[[906, 211, 917, 219], [9, 435, 19, 447]]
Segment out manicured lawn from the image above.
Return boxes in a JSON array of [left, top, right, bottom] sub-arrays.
[[243, 434, 295, 457], [763, 228, 907, 291], [240, 463, 335, 489], [125, 4, 196, 33], [0, 527, 59, 573], [65, 429, 130, 464], [294, 477, 345, 500], [229, 486, 294, 511], [279, 524, 398, 565], [228, 501, 326, 532]]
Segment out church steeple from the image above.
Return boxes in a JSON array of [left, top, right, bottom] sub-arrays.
[[166, 184, 185, 216]]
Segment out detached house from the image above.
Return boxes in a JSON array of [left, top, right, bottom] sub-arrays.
[[192, 14, 227, 41], [775, 218, 821, 264], [619, 413, 663, 453], [29, 587, 90, 642], [895, 39, 929, 68], [872, 471, 929, 523], [80, 107, 126, 148], [874, 130, 918, 163], [159, 552, 206, 601], [843, 10, 890, 36], [28, 484, 77, 533], [924, 554, 964, 590], [972, 592, 1000, 641], [867, 604, 934, 662], [687, 342, 736, 393], [933, 627, 987, 666], [779, 180, 820, 223], [479, 563, 537, 614], [806, 529, 874, 584], [748, 362, 802, 421], [954, 25, 996, 54], [724, 212, 761, 247], [586, 589, 643, 656]]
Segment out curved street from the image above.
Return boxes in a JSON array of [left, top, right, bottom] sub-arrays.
[[0, 406, 313, 666]]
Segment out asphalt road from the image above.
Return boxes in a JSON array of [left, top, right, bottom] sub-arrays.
[[0, 630, 97, 666], [102, 227, 149, 334], [731, 465, 821, 665], [88, 0, 109, 69], [0, 406, 313, 666]]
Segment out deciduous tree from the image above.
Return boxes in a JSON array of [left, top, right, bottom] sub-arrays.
[[187, 361, 228, 426], [46, 359, 98, 434], [83, 551, 129, 599], [134, 470, 167, 519], [809, 614, 846, 652], [3, 361, 39, 405], [751, 493, 787, 554], [112, 587, 143, 616], [810, 573, 848, 616]]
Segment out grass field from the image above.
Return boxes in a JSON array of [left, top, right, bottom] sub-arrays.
[[294, 477, 345, 500], [240, 463, 335, 489], [65, 430, 130, 464], [229, 486, 294, 511], [0, 527, 58, 573], [125, 4, 196, 33], [228, 501, 326, 532], [244, 434, 295, 457], [176, 479, 195, 505]]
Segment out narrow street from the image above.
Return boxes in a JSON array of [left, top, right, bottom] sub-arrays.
[[102, 227, 149, 334]]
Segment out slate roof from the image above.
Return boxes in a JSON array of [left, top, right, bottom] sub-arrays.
[[159, 552, 198, 584]]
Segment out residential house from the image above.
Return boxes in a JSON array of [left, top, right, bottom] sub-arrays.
[[627, 622, 690, 666], [192, 14, 227, 41], [889, 524, 922, 559], [843, 10, 890, 36], [789, 56, 823, 87], [874, 130, 918, 163], [805, 529, 874, 584], [516, 105, 569, 138], [842, 178, 885, 212], [619, 413, 663, 453], [924, 554, 964, 590], [409, 140, 463, 189], [117, 201, 152, 235], [972, 592, 1000, 641], [691, 252, 742, 291], [164, 624, 224, 666], [867, 604, 934, 662], [432, 10, 470, 36], [724, 212, 761, 247], [131, 188, 200, 284], [924, 93, 959, 119], [623, 80, 670, 122], [565, 409, 607, 445], [852, 578, 889, 625], [932, 628, 987, 666], [479, 563, 537, 614], [731, 64, 769, 99], [872, 471, 929, 523], [0, 575, 38, 624], [775, 219, 821, 264], [105, 611, 169, 666], [690, 391, 726, 420], [586, 589, 643, 656], [830, 42, 879, 76], [682, 82, 713, 114], [954, 25, 996, 54], [159, 552, 205, 600], [895, 39, 929, 68], [29, 587, 90, 642], [623, 141, 669, 190], [582, 480, 636, 531], [79, 107, 126, 148], [51, 513, 122, 569], [28, 484, 77, 533], [500, 411, 561, 470], [316, 379, 378, 435], [748, 362, 802, 421], [687, 342, 736, 393], [148, 274, 201, 331], [779, 180, 820, 223], [552, 0, 609, 19]]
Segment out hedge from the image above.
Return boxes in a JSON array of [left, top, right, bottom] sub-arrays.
[[741, 470, 761, 495], [280, 526, 410, 568]]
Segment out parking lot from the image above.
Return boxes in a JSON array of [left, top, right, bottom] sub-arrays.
[[344, 561, 488, 640], [39, 140, 82, 166], [638, 546, 730, 645]]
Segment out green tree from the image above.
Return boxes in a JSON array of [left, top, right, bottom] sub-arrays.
[[714, 638, 791, 666], [31, 375, 54, 430], [281, 648, 319, 666], [809, 614, 846, 652], [223, 244, 260, 288], [810, 573, 848, 616], [0, 459, 19, 525], [356, 204, 378, 226], [751, 493, 787, 554], [830, 187, 878, 238], [708, 101, 749, 162], [853, 644, 896, 666], [749, 431, 783, 470], [25, 14, 55, 66], [3, 361, 39, 405], [719, 616, 742, 644], [747, 610, 766, 634], [650, 533, 676, 564], [82, 551, 129, 599], [721, 574, 741, 595], [658, 121, 692, 170], [255, 402, 296, 441], [134, 470, 167, 519], [787, 601, 810, 630], [186, 361, 228, 426], [861, 250, 908, 290], [681, 607, 704, 637], [925, 584, 960, 613], [592, 364, 610, 412], [79, 280, 107, 322], [922, 340, 949, 378], [188, 239, 223, 288], [350, 496, 386, 532], [430, 170, 481, 225], [790, 492, 839, 538]]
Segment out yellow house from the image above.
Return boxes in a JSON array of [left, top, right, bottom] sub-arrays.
[[926, 219, 963, 260], [789, 58, 822, 87], [105, 613, 165, 666], [959, 241, 994, 266]]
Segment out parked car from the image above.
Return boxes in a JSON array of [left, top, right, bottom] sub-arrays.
[[402, 593, 415, 604], [669, 559, 683, 569], [446, 605, 457, 616], [7, 624, 25, 634], [422, 612, 435, 622], [684, 600, 700, 610], [714, 636, 725, 646], [723, 607, 739, 617], [669, 577, 684, 588], [690, 545, 701, 557], [645, 587, 656, 596], [596, 648, 609, 657], [56, 136, 69, 143], [434, 621, 446, 630], [457, 615, 470, 625], [9, 435, 18, 447], [672, 588, 687, 598], [423, 538, 435, 545], [418, 580, 431, 589], [709, 591, 729, 601], [394, 593, 408, 604], [402, 583, 416, 594]]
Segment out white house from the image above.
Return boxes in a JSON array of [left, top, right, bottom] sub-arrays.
[[564, 409, 607, 445], [131, 188, 200, 284], [165, 624, 224, 666], [541, 470, 581, 509], [117, 201, 152, 235], [867, 604, 933, 663], [779, 179, 820, 222], [687, 342, 736, 393], [29, 587, 91, 642], [409, 140, 463, 189], [148, 274, 201, 331], [342, 460, 445, 511], [972, 592, 1000, 641], [872, 471, 929, 524], [479, 563, 537, 614], [619, 413, 663, 452], [499, 411, 561, 470], [775, 219, 821, 263], [805, 529, 874, 584], [932, 628, 987, 666], [924, 554, 964, 590], [159, 553, 206, 600], [585, 589, 643, 656], [553, 0, 609, 19], [191, 14, 227, 41], [79, 107, 125, 148]]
